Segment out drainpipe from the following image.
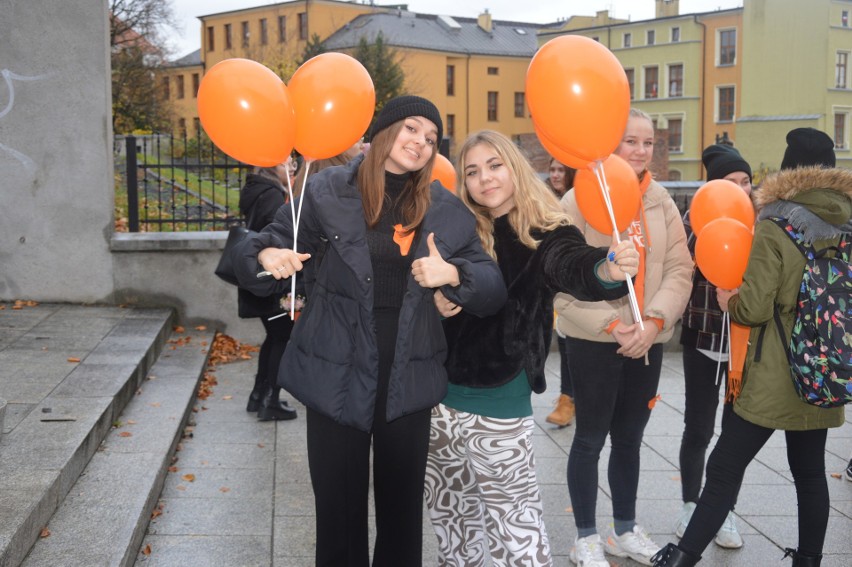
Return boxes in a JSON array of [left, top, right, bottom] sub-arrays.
[[697, 14, 707, 178]]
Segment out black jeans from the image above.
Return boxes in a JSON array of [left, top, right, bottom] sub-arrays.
[[679, 345, 741, 505], [305, 309, 432, 567], [679, 410, 830, 558], [260, 314, 293, 393], [565, 337, 662, 529], [557, 335, 574, 397]]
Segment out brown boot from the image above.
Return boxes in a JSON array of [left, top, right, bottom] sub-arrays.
[[546, 394, 575, 426]]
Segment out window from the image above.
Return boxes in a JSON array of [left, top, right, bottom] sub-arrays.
[[224, 23, 232, 49], [241, 21, 249, 48], [835, 111, 848, 149], [718, 86, 735, 122], [644, 66, 658, 99], [837, 51, 848, 88], [192, 73, 199, 97], [625, 68, 635, 100], [193, 117, 201, 137], [487, 67, 499, 75], [668, 118, 683, 152], [719, 29, 736, 65], [278, 16, 286, 43], [592, 36, 600, 42], [298, 12, 308, 40], [206, 26, 214, 51], [668, 64, 683, 97], [487, 91, 498, 121], [162, 76, 170, 99], [623, 32, 632, 48], [176, 75, 185, 99], [843, 10, 849, 27], [446, 65, 455, 96], [178, 118, 186, 137], [647, 29, 655, 45], [514, 92, 525, 118], [447, 114, 455, 139], [672, 26, 680, 42], [260, 18, 268, 45], [668, 170, 682, 181]]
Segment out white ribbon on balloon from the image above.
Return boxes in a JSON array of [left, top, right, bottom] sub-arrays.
[[591, 160, 644, 331], [269, 158, 313, 321]]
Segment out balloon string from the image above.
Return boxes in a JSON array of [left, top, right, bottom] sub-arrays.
[[288, 159, 312, 320], [269, 164, 306, 322], [593, 162, 644, 330]]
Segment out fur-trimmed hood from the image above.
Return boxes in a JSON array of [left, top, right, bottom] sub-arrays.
[[755, 167, 852, 243]]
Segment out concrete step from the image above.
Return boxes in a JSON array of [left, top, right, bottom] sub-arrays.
[[18, 326, 213, 567], [0, 306, 174, 567]]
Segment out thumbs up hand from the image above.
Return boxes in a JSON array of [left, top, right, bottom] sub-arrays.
[[412, 233, 461, 288]]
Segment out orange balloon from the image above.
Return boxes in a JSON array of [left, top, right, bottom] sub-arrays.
[[526, 36, 630, 162], [689, 179, 755, 236], [289, 53, 375, 160], [432, 154, 457, 193], [197, 58, 295, 167], [574, 155, 641, 234], [695, 218, 754, 289], [534, 122, 592, 170]]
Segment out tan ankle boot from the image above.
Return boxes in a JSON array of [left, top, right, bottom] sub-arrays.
[[546, 394, 575, 426]]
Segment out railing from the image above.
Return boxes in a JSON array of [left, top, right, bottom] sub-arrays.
[[115, 133, 251, 232]]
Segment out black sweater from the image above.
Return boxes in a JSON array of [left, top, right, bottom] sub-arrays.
[[443, 216, 628, 393]]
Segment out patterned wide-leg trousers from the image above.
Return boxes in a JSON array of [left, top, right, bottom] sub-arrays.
[[425, 403, 552, 567]]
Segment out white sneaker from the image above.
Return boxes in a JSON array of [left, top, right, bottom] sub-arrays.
[[714, 510, 744, 549], [604, 524, 662, 566], [675, 501, 696, 539], [570, 534, 609, 566]]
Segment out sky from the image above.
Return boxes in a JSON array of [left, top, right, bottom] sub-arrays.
[[166, 0, 743, 57]]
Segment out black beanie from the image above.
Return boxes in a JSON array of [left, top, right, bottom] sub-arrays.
[[780, 127, 836, 171], [702, 144, 752, 181], [370, 95, 443, 144]]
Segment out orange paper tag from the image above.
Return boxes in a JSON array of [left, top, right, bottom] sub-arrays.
[[393, 224, 415, 256]]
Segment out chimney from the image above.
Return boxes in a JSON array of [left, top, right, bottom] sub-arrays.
[[478, 9, 492, 34], [655, 0, 680, 18]]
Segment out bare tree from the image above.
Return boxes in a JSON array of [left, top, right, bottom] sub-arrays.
[[110, 0, 176, 133]]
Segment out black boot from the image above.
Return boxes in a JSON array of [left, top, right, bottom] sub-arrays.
[[651, 543, 701, 566], [246, 387, 262, 412], [257, 387, 297, 421], [783, 548, 822, 566]]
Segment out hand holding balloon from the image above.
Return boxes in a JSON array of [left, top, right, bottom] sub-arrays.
[[603, 237, 639, 281]]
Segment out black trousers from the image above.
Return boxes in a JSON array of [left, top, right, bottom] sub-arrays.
[[306, 309, 432, 567], [679, 345, 741, 505], [259, 314, 293, 392], [679, 409, 830, 558]]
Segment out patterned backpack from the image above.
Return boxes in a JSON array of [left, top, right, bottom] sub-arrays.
[[770, 218, 852, 407]]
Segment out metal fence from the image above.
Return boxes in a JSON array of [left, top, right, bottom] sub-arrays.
[[114, 133, 251, 232]]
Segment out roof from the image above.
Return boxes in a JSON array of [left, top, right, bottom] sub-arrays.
[[167, 49, 202, 67], [323, 11, 542, 57]]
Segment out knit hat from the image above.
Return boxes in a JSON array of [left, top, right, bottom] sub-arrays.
[[702, 144, 752, 181], [780, 127, 836, 170], [371, 95, 443, 144]]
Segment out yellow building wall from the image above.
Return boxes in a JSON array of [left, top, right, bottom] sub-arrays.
[[700, 11, 743, 158]]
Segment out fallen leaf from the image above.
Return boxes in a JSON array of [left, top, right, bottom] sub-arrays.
[[173, 325, 185, 333], [142, 544, 152, 556], [149, 402, 161, 407], [648, 394, 662, 409], [67, 357, 81, 363], [176, 485, 186, 491], [565, 506, 573, 513], [127, 420, 137, 425], [181, 473, 195, 482], [219, 487, 231, 493], [201, 460, 209, 465], [831, 472, 842, 479], [118, 431, 133, 437], [195, 325, 207, 331], [257, 443, 265, 448], [40, 527, 50, 538], [222, 395, 233, 400], [168, 466, 178, 473]]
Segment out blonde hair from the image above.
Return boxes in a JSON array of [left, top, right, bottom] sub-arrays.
[[620, 107, 655, 182], [456, 130, 571, 259], [357, 121, 436, 230]]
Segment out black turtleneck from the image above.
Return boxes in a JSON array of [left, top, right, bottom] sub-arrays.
[[366, 171, 417, 310]]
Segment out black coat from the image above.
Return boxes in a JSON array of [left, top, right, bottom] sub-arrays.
[[232, 155, 507, 431], [443, 216, 628, 393]]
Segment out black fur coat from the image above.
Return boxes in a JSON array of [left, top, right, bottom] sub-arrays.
[[443, 215, 628, 393]]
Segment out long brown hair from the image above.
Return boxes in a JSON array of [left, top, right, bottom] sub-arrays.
[[457, 130, 570, 259], [357, 120, 437, 230], [292, 153, 351, 197]]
